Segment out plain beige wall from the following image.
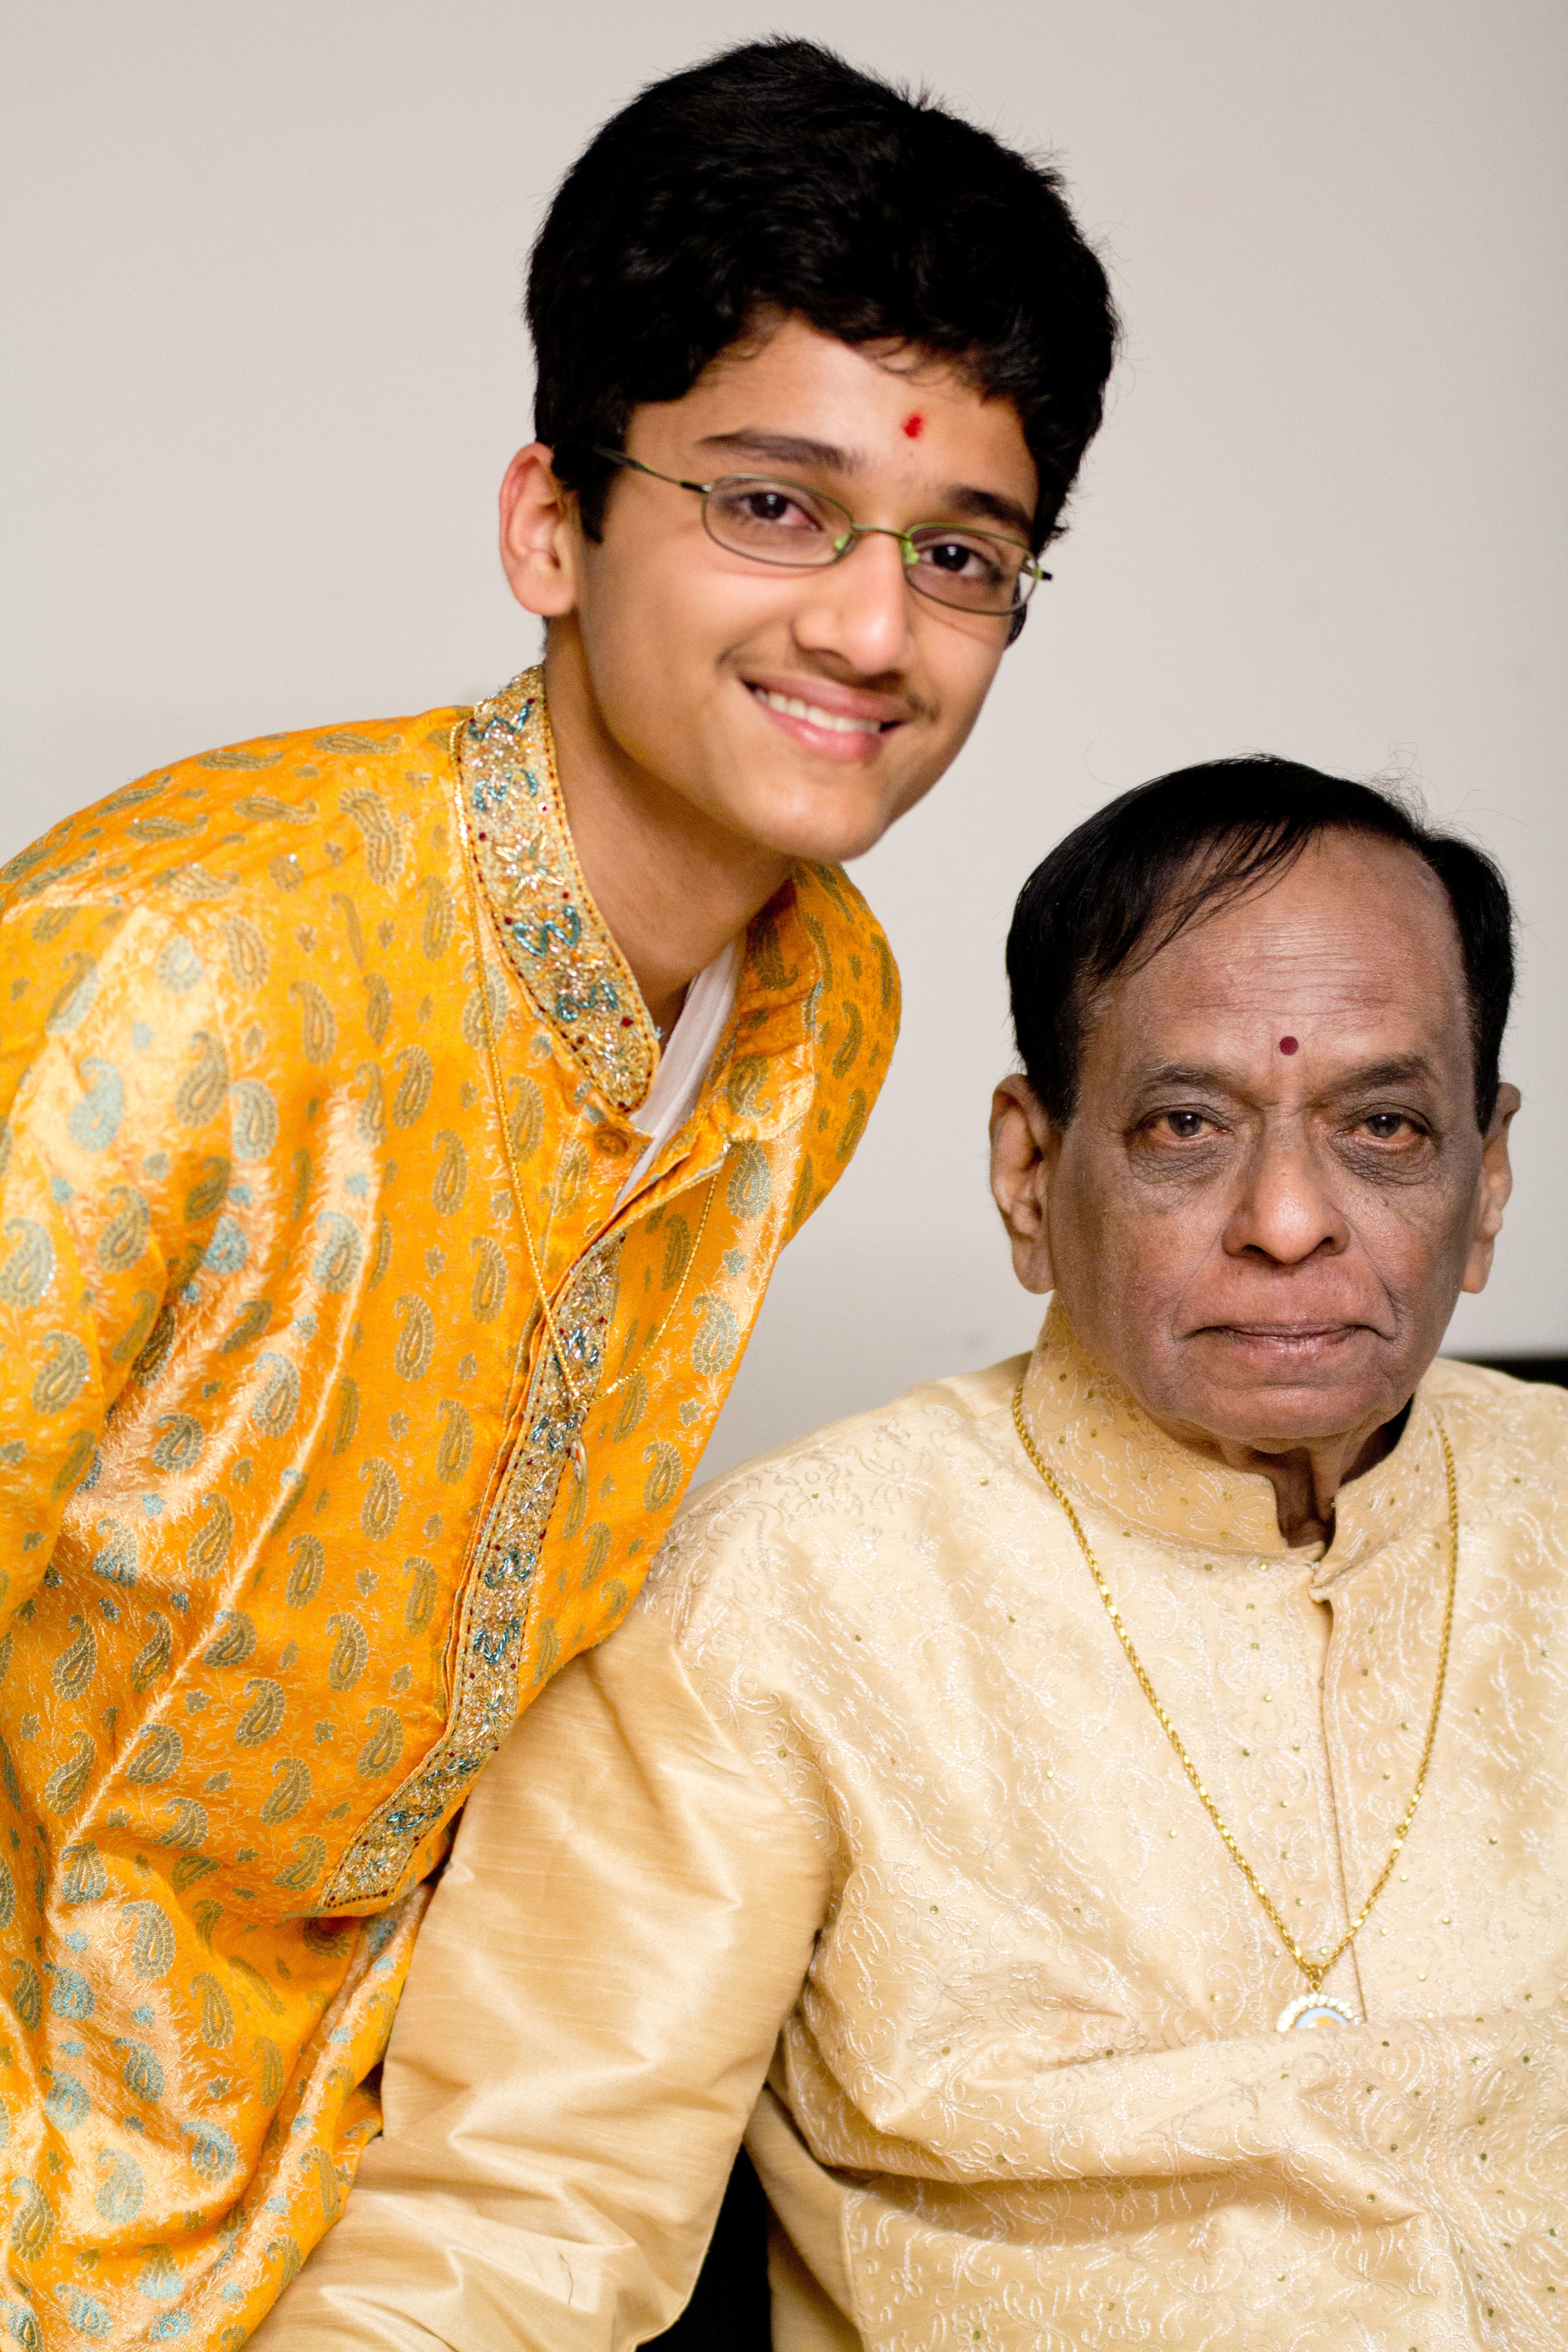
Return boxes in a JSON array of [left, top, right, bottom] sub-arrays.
[[1, 1, 1564, 1481]]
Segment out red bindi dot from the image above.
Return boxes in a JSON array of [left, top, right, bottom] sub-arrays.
[[902, 412, 924, 438], [1279, 1035, 1299, 1055]]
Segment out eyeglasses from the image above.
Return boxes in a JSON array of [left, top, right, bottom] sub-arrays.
[[591, 448, 1049, 618]]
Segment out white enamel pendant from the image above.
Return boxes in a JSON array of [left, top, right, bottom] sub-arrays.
[[1276, 1993, 1357, 2032]]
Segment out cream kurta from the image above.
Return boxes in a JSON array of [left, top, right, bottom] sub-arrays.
[[258, 1307, 1568, 2350]]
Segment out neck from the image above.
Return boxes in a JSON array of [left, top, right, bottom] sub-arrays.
[[1184, 1414, 1406, 1547], [543, 626, 792, 1036]]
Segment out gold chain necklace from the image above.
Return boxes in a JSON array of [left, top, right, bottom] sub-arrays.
[[453, 751, 720, 1448], [1010, 1380, 1459, 2030]]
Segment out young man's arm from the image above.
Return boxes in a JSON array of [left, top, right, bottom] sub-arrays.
[[0, 894, 234, 1584], [250, 1602, 829, 2351]]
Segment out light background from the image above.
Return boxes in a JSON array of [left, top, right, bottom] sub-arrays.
[[1, 1, 1564, 1481]]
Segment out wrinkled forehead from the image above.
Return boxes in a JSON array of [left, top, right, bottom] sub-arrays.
[[1084, 835, 1471, 1076]]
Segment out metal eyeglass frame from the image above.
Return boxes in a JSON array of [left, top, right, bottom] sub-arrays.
[[588, 446, 1049, 625]]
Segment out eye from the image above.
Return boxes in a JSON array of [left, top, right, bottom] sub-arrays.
[[912, 532, 1010, 588], [1340, 1107, 1436, 1170], [1363, 1101, 1438, 1138], [1131, 1103, 1229, 1165], [744, 489, 810, 526], [711, 481, 826, 536], [1363, 1110, 1438, 1148]]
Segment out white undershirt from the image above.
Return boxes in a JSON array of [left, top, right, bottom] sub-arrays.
[[613, 937, 741, 1212]]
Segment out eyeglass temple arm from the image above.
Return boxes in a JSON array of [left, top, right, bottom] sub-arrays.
[[591, 446, 714, 495]]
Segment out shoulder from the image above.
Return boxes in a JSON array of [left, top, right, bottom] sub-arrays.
[[1422, 1356, 1568, 1523], [1423, 1353, 1568, 1436], [639, 1353, 1025, 1643], [791, 859, 900, 1034], [748, 862, 899, 1228], [1, 705, 466, 935]]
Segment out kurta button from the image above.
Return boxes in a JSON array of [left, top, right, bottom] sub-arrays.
[[593, 1129, 630, 1157]]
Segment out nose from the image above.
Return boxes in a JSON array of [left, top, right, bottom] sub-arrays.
[[1222, 1129, 1350, 1267], [790, 529, 916, 677]]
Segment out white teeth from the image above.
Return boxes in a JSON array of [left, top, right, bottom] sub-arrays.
[[754, 687, 881, 735]]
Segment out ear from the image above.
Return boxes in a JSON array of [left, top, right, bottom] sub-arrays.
[[989, 1074, 1061, 1296], [498, 443, 583, 619], [1459, 1081, 1520, 1294]]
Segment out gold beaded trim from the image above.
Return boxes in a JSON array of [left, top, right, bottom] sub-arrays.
[[459, 669, 657, 1116], [319, 1246, 621, 1908]]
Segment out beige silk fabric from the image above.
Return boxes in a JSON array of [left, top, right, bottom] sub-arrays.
[[259, 1305, 1568, 2350]]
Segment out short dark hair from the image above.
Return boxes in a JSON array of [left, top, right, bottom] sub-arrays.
[[527, 38, 1117, 554], [1007, 756, 1515, 1130]]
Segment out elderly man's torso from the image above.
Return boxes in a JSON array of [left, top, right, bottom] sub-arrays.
[[650, 1305, 1568, 2347]]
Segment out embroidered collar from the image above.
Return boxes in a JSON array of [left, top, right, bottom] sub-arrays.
[[460, 668, 659, 1115], [1017, 1298, 1448, 1573]]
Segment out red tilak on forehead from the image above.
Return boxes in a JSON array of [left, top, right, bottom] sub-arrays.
[[1279, 1036, 1300, 1055], [902, 412, 924, 438]]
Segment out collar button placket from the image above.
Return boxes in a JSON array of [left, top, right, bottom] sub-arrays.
[[1011, 1332, 1460, 2030]]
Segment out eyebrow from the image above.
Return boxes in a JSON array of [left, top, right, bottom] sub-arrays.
[[1328, 1054, 1442, 1093], [696, 429, 859, 471], [1132, 1053, 1443, 1097], [941, 484, 1036, 540], [695, 430, 1036, 541]]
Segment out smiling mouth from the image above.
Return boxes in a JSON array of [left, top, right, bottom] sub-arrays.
[[749, 685, 896, 736]]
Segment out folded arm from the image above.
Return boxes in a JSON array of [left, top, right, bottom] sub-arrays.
[[253, 1606, 829, 2351]]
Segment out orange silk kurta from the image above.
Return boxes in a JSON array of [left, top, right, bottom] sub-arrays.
[[0, 667, 898, 2346]]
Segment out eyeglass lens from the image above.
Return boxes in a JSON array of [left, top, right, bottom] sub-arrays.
[[702, 477, 1033, 614]]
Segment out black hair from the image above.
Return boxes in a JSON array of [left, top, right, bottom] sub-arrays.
[[526, 38, 1118, 556], [1007, 756, 1515, 1131]]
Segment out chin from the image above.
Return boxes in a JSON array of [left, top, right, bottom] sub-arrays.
[[1223, 1402, 1387, 1452], [736, 780, 909, 868], [1147, 1332, 1410, 1451], [1197, 1374, 1402, 1451]]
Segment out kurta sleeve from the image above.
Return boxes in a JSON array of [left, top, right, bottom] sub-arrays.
[[251, 1604, 831, 2352], [0, 895, 233, 1600]]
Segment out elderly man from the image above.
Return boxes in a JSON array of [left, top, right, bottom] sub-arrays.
[[258, 759, 1565, 2349]]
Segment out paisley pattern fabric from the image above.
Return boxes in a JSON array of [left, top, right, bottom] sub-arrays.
[[257, 1305, 1568, 2349], [0, 669, 898, 2346]]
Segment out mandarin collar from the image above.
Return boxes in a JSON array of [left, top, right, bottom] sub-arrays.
[[460, 668, 659, 1115], [457, 669, 831, 1143], [1016, 1298, 1449, 1579]]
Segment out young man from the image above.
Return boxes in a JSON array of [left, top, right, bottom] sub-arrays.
[[0, 37, 1115, 2349], [258, 765, 1565, 2349]]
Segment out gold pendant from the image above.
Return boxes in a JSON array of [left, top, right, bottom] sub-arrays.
[[1276, 1993, 1357, 2032]]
